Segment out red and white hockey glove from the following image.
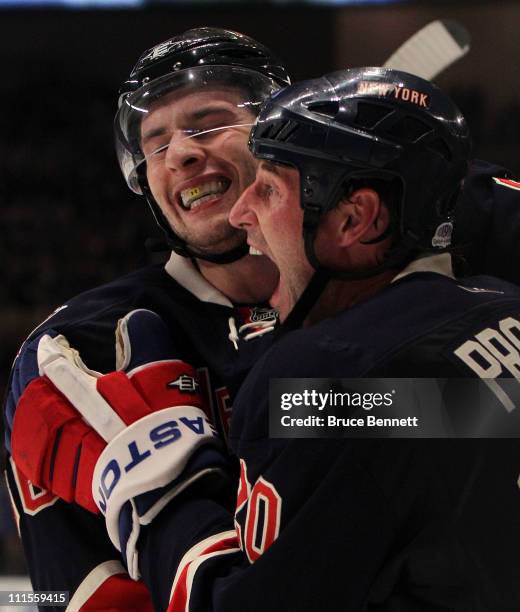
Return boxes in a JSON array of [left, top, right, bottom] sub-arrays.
[[11, 309, 228, 578]]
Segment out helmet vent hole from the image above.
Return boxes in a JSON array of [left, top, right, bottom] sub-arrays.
[[307, 101, 339, 119], [256, 121, 279, 139], [355, 102, 393, 128], [260, 119, 299, 142], [276, 120, 300, 142]]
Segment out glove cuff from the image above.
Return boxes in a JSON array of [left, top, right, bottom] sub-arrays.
[[92, 405, 220, 550]]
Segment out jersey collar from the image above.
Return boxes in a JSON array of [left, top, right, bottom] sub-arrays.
[[391, 253, 454, 284], [164, 252, 233, 308]]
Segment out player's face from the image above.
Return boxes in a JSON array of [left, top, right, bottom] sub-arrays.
[[141, 87, 257, 257], [230, 161, 314, 321]]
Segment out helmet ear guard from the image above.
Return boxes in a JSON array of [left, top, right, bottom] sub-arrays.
[[249, 67, 471, 277]]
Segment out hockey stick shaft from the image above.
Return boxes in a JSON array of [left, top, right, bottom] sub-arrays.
[[383, 19, 470, 80]]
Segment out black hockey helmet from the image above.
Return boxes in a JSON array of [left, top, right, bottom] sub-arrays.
[[115, 27, 290, 263], [249, 67, 471, 272]]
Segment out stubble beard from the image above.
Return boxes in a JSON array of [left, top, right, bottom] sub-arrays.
[[178, 220, 246, 257]]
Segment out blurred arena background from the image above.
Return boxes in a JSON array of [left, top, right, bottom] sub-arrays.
[[1, 0, 519, 600]]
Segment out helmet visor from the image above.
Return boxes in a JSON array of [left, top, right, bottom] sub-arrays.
[[115, 65, 282, 194]]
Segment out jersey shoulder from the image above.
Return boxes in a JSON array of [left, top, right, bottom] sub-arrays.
[[45, 263, 193, 332], [237, 273, 520, 389], [256, 272, 520, 374], [456, 159, 520, 283], [18, 263, 224, 368], [232, 273, 520, 441]]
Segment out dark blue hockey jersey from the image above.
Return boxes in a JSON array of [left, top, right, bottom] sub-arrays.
[[3, 158, 520, 611], [3, 253, 276, 610], [137, 259, 520, 612]]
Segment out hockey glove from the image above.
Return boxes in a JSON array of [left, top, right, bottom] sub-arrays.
[[11, 309, 228, 578]]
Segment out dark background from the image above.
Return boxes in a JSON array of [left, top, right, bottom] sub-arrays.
[[1, 0, 519, 574]]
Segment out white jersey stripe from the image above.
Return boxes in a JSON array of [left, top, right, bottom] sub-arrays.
[[168, 530, 239, 612], [66, 560, 126, 612]]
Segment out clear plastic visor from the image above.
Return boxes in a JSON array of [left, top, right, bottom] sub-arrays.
[[115, 65, 282, 194]]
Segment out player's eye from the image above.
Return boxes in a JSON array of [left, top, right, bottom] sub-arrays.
[[149, 143, 169, 158], [258, 182, 276, 200], [188, 121, 254, 142], [189, 124, 233, 141], [142, 136, 170, 160]]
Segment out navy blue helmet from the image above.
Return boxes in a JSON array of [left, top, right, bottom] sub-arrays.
[[249, 67, 471, 270]]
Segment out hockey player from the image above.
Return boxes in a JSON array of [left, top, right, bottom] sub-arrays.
[[3, 28, 289, 609], [5, 28, 520, 612], [15, 68, 520, 610]]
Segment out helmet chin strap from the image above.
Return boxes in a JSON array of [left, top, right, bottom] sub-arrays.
[[302, 203, 416, 282], [170, 239, 250, 264], [276, 218, 417, 339], [143, 185, 250, 264], [274, 267, 331, 338], [145, 233, 251, 263], [305, 230, 417, 282]]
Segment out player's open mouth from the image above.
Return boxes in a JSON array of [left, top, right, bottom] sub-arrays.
[[179, 178, 231, 211]]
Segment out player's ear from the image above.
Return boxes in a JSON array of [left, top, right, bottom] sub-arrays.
[[335, 188, 385, 248]]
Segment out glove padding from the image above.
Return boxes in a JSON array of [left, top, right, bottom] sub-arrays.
[[11, 309, 228, 578]]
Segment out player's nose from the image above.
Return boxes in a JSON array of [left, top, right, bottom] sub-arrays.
[[165, 134, 206, 173], [229, 181, 258, 229]]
